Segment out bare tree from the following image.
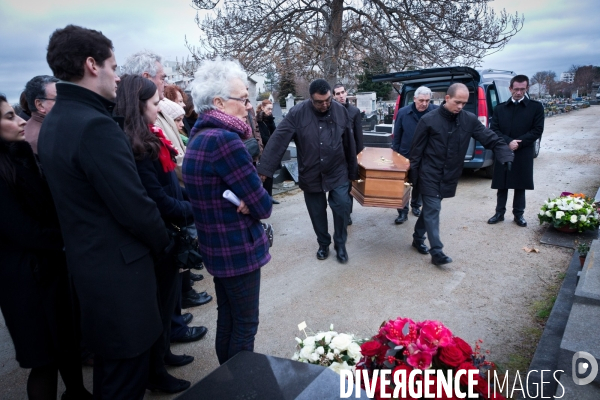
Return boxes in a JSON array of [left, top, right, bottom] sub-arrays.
[[188, 0, 523, 85], [573, 65, 600, 96], [531, 70, 557, 98]]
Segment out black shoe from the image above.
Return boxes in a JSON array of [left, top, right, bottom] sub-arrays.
[[182, 312, 193, 325], [164, 353, 195, 367], [347, 216, 353, 226], [171, 326, 208, 343], [271, 197, 280, 204], [147, 373, 191, 394], [395, 211, 408, 224], [412, 240, 430, 255], [412, 208, 421, 217], [183, 289, 207, 300], [316, 245, 329, 260], [190, 272, 204, 281], [334, 244, 348, 264], [487, 213, 505, 224], [61, 390, 93, 400], [192, 261, 204, 270], [431, 253, 453, 266], [514, 215, 527, 227], [182, 293, 212, 309]]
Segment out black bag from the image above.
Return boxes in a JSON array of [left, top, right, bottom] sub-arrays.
[[243, 137, 260, 158], [167, 223, 203, 270]]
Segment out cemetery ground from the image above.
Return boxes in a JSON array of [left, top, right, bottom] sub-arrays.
[[1, 106, 600, 399]]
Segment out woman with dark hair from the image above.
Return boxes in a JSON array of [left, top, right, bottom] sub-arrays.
[[114, 76, 208, 394], [256, 99, 278, 199], [0, 94, 90, 399]]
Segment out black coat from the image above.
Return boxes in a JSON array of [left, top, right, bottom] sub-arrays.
[[491, 97, 544, 190], [0, 140, 69, 368], [257, 112, 276, 146], [345, 102, 365, 153], [38, 83, 169, 359], [257, 100, 358, 193], [410, 105, 514, 198]]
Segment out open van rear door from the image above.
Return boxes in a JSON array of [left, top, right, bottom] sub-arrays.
[[372, 66, 480, 85]]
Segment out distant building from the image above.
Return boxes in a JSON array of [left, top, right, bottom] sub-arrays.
[[560, 72, 575, 83], [163, 60, 193, 90]]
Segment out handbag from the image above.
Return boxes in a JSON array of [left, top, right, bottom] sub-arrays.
[[167, 223, 203, 270], [243, 137, 260, 158]]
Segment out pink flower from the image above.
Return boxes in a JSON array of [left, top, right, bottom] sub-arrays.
[[405, 343, 434, 369], [381, 317, 415, 346], [418, 320, 453, 349]]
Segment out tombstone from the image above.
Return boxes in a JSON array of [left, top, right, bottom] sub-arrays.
[[272, 102, 284, 125], [286, 93, 295, 111]]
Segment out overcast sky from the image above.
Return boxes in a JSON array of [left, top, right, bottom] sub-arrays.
[[1, 0, 598, 103]]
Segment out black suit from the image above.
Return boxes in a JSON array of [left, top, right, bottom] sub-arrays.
[[38, 83, 169, 398]]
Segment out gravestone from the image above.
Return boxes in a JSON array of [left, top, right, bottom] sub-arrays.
[[286, 93, 295, 111]]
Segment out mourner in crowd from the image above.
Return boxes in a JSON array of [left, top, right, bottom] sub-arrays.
[[183, 59, 273, 364], [409, 83, 514, 266], [487, 74, 544, 228], [391, 86, 438, 227], [114, 75, 201, 394], [164, 84, 192, 134], [23, 75, 59, 154], [333, 83, 364, 226], [256, 99, 278, 200], [258, 79, 358, 263], [0, 94, 91, 400], [38, 25, 170, 399]]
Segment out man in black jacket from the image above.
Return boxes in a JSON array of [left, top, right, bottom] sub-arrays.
[[410, 83, 514, 266], [258, 79, 358, 263], [487, 75, 544, 227], [333, 83, 364, 226], [38, 25, 169, 399]]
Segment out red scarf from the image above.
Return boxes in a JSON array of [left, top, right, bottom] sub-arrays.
[[148, 124, 178, 172]]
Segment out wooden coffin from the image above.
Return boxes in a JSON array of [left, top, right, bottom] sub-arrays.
[[351, 147, 411, 208]]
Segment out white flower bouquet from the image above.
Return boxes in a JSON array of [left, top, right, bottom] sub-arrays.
[[538, 192, 599, 232], [292, 324, 364, 374]]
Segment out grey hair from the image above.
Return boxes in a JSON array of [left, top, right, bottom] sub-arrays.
[[414, 86, 432, 98], [190, 59, 248, 113], [24, 75, 59, 112], [120, 50, 162, 77]]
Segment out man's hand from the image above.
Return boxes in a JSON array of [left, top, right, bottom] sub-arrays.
[[509, 139, 522, 151], [237, 199, 250, 214], [258, 174, 267, 182], [504, 161, 512, 172]]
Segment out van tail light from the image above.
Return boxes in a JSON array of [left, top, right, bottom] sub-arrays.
[[477, 86, 488, 127], [392, 94, 402, 136]]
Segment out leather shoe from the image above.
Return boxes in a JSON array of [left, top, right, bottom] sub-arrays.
[[184, 289, 207, 300], [347, 216, 353, 226], [182, 292, 212, 309], [182, 312, 193, 325], [316, 245, 329, 260], [171, 326, 208, 343], [487, 213, 505, 224], [334, 244, 348, 264], [395, 211, 408, 224], [514, 215, 527, 227], [271, 197, 280, 204], [164, 353, 194, 367], [412, 240, 429, 255], [147, 373, 191, 394], [190, 272, 204, 281], [412, 208, 421, 217], [431, 252, 453, 266]]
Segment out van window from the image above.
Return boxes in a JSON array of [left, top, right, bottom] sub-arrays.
[[495, 80, 512, 102], [487, 87, 498, 115]]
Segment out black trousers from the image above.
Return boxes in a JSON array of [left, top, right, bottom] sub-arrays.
[[304, 182, 351, 247], [92, 347, 151, 400], [495, 189, 526, 216], [347, 180, 354, 214], [263, 176, 274, 196], [398, 184, 423, 215], [413, 195, 444, 256]]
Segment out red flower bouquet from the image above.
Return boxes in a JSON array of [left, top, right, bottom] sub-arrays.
[[356, 317, 506, 400]]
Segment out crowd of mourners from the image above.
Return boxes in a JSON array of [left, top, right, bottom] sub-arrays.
[[0, 25, 281, 399]]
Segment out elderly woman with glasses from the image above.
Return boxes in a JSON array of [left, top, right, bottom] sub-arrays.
[[182, 59, 272, 365]]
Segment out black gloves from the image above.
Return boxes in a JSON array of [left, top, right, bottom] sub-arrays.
[[504, 161, 512, 172]]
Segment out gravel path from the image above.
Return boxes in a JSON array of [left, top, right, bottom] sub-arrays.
[[1, 106, 599, 399]]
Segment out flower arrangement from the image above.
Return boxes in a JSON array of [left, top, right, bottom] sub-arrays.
[[538, 192, 599, 232], [357, 317, 505, 400], [292, 324, 364, 374]]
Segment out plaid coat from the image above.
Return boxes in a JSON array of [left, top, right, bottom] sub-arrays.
[[182, 111, 272, 278]]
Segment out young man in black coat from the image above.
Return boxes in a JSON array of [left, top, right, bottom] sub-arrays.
[[410, 83, 514, 266], [38, 25, 169, 399], [333, 83, 364, 226], [487, 75, 545, 227], [257, 79, 358, 263]]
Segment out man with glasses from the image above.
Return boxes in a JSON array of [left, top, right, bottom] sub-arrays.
[[333, 84, 363, 226], [258, 79, 358, 263], [487, 75, 544, 227], [23, 75, 59, 154]]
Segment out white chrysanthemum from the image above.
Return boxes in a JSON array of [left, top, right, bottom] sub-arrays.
[[299, 345, 315, 360], [580, 215, 587, 222], [347, 342, 362, 361], [539, 209, 545, 216], [330, 333, 353, 351], [303, 336, 316, 347], [546, 211, 552, 217], [555, 211, 565, 219], [570, 215, 578, 223], [316, 346, 325, 355]]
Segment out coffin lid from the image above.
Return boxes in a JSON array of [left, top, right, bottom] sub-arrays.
[[357, 147, 409, 172]]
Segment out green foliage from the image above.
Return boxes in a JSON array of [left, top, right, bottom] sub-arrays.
[[257, 91, 271, 101], [356, 58, 392, 100], [278, 71, 296, 107]]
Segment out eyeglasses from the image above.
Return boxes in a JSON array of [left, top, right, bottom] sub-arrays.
[[38, 97, 56, 101], [311, 96, 332, 106], [227, 96, 251, 106]]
